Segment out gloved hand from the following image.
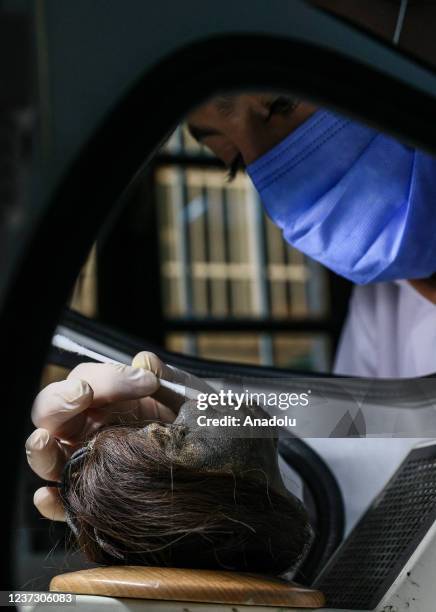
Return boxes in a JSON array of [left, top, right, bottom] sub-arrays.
[[25, 351, 210, 521]]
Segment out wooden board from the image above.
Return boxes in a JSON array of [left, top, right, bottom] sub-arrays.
[[50, 566, 325, 608]]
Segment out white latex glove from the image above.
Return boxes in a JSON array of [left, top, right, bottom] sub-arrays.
[[25, 351, 210, 521]]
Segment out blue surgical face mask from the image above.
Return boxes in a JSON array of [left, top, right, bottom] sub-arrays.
[[247, 109, 436, 284]]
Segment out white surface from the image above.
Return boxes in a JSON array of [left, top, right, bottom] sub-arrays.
[[306, 436, 419, 535]]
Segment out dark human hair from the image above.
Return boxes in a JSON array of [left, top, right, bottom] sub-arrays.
[[61, 426, 313, 575]]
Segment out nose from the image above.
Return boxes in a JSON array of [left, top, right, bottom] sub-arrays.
[[227, 110, 274, 166]]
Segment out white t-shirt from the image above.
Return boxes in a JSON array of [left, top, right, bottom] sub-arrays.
[[334, 280, 436, 378], [307, 280, 436, 534]]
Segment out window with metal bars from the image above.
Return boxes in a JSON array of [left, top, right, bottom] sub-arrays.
[[151, 125, 337, 371]]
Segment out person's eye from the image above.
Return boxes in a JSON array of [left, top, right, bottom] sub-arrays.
[[266, 96, 299, 120], [226, 153, 245, 182]]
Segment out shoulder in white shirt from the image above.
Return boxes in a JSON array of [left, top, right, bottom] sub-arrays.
[[334, 280, 436, 378]]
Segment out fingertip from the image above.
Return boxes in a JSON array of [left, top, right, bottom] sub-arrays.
[[34, 487, 66, 521], [132, 351, 163, 376], [26, 430, 67, 481], [25, 428, 50, 452], [32, 378, 94, 431]]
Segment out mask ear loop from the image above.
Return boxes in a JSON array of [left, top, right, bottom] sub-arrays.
[[392, 0, 409, 45]]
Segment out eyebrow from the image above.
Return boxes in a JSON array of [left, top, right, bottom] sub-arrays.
[[187, 124, 222, 143]]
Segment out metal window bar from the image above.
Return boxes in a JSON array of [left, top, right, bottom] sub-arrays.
[[173, 128, 197, 354], [220, 182, 233, 314]]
